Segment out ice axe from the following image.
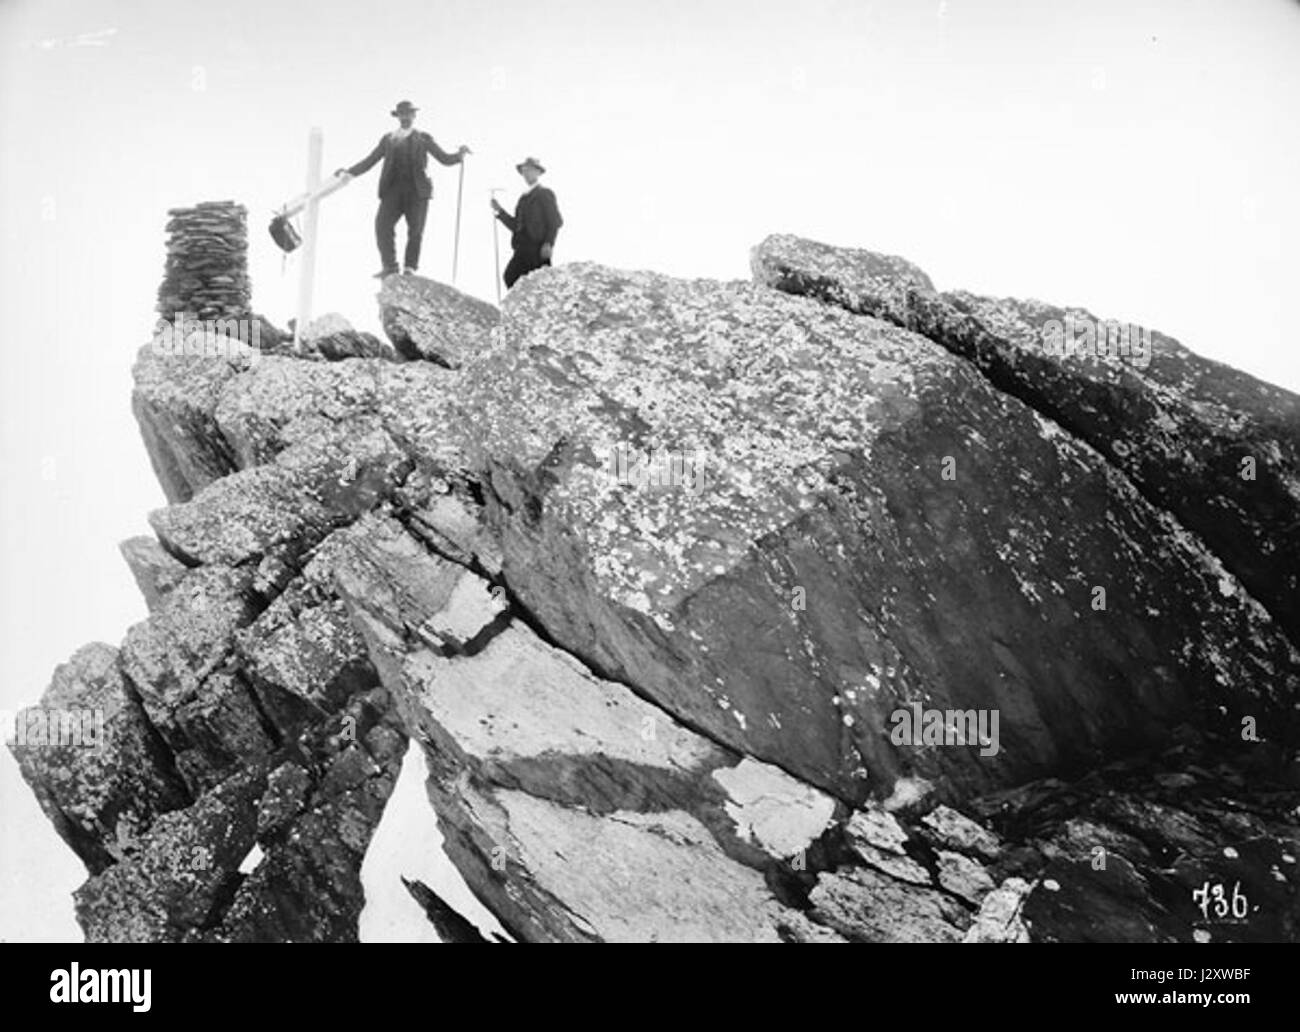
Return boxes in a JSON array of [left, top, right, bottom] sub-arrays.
[[452, 156, 466, 284], [489, 187, 504, 304]]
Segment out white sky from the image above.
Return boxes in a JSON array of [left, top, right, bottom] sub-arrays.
[[2, 0, 1298, 941]]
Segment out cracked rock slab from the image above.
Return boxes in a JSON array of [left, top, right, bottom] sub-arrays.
[[336, 515, 846, 941]]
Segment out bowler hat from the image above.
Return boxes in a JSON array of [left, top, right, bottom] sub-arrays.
[[515, 156, 546, 174], [391, 100, 418, 116]]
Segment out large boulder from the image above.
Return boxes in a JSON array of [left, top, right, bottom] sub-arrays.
[[753, 233, 1300, 646], [377, 274, 499, 366], [453, 262, 1300, 805]]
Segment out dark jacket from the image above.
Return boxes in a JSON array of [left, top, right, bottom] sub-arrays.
[[347, 130, 462, 200], [495, 186, 563, 250]]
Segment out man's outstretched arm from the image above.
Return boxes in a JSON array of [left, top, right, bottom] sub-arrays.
[[339, 136, 386, 178], [424, 134, 470, 166]]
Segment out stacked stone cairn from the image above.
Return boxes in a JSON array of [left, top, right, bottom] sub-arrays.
[[157, 201, 251, 325]]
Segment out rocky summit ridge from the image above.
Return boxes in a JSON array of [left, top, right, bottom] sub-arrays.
[[11, 233, 1300, 942]]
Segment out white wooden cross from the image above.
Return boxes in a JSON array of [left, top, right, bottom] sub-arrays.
[[276, 127, 353, 350]]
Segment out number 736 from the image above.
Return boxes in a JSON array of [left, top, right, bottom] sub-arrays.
[[1192, 880, 1247, 921]]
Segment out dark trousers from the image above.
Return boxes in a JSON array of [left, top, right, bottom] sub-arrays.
[[503, 243, 550, 289], [375, 187, 429, 272]]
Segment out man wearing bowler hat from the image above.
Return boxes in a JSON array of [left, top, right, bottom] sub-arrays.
[[491, 157, 563, 289], [337, 100, 471, 277]]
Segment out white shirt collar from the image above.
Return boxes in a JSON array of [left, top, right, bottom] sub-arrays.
[[390, 125, 415, 141]]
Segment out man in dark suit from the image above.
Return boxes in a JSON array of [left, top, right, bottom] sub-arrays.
[[491, 157, 563, 289], [337, 100, 471, 278]]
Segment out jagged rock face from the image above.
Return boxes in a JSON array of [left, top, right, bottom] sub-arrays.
[[10, 644, 191, 874], [69, 687, 404, 943], [13, 252, 1300, 942], [753, 233, 1300, 645], [15, 341, 450, 939], [131, 350, 243, 504], [131, 315, 293, 504], [119, 536, 188, 612]]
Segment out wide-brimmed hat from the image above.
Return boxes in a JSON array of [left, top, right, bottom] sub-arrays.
[[391, 100, 418, 117], [515, 156, 546, 174]]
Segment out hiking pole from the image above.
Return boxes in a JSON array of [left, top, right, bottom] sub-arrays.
[[452, 156, 466, 285], [489, 187, 504, 305]]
